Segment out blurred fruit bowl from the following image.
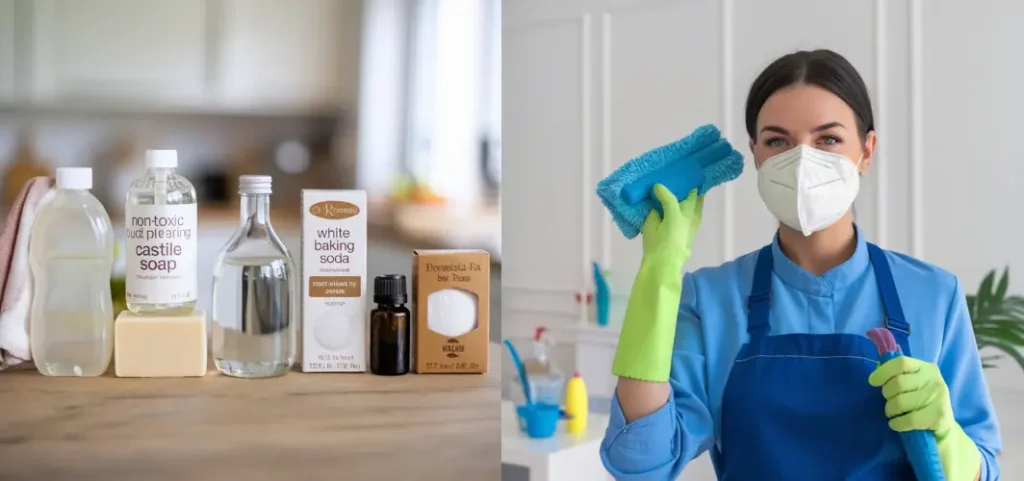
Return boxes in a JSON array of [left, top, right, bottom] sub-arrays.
[[390, 176, 446, 205]]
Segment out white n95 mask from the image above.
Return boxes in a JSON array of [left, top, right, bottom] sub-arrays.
[[757, 144, 861, 237]]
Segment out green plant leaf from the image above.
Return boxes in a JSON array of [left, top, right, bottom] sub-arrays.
[[981, 354, 1002, 369], [970, 267, 1024, 372], [977, 270, 997, 318], [980, 340, 1024, 372], [1003, 296, 1024, 313], [980, 270, 996, 298], [996, 267, 1010, 301], [975, 326, 1024, 346], [981, 354, 1002, 360]]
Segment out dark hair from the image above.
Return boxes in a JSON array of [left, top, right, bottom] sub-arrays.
[[744, 49, 874, 141]]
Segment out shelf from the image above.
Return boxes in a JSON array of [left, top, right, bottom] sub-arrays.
[[504, 319, 621, 346], [547, 322, 621, 345], [0, 100, 343, 120]]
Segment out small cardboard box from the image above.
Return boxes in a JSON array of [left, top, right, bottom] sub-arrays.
[[413, 249, 490, 374], [301, 189, 367, 372]]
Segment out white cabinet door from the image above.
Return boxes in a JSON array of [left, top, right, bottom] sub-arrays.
[[505, 0, 728, 293], [503, 0, 591, 320], [216, 0, 359, 113], [0, 0, 15, 101], [29, 0, 209, 107], [503, 0, 728, 341]]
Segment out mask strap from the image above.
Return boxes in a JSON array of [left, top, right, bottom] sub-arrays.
[[850, 155, 864, 173]]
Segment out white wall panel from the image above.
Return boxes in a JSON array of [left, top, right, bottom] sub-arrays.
[[600, 0, 725, 279], [503, 17, 588, 295], [919, 0, 1024, 289]]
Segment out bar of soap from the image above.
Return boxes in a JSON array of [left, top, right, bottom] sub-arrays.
[[114, 310, 208, 377]]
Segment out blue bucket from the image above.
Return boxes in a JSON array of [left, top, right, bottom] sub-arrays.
[[516, 403, 561, 439]]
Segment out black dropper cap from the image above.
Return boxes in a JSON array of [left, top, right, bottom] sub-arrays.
[[373, 274, 408, 305]]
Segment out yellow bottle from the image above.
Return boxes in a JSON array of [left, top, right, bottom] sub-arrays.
[[565, 371, 588, 434]]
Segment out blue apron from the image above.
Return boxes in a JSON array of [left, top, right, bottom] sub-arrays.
[[714, 242, 916, 480]]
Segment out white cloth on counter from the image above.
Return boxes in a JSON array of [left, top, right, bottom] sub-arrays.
[[0, 177, 53, 370]]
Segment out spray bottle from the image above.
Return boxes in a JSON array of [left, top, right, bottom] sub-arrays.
[[524, 327, 552, 374], [523, 327, 564, 405]]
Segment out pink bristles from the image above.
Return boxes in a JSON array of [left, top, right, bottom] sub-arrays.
[[866, 328, 900, 355]]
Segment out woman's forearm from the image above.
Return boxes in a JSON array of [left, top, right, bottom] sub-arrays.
[[616, 377, 671, 423]]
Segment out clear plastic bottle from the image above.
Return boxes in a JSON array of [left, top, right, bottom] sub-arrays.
[[124, 149, 198, 315], [29, 168, 115, 376], [211, 175, 297, 378]]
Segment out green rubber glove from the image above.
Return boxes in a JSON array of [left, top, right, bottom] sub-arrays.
[[868, 356, 982, 481], [611, 184, 704, 382]]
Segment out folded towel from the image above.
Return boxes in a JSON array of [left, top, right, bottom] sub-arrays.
[[0, 181, 35, 299], [0, 177, 53, 370]]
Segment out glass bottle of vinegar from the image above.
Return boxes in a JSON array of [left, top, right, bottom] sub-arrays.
[[211, 176, 298, 378]]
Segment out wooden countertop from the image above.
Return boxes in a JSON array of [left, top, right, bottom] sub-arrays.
[[0, 347, 501, 481]]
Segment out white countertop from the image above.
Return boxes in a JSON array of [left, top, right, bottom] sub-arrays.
[[501, 399, 609, 462]]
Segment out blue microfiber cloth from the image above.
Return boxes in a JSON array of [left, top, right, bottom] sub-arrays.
[[596, 124, 744, 239]]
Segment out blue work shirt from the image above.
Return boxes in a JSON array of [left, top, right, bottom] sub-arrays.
[[600, 233, 1003, 480]]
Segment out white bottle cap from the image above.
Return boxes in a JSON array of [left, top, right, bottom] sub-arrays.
[[239, 175, 272, 195], [146, 149, 178, 169], [56, 167, 93, 190]]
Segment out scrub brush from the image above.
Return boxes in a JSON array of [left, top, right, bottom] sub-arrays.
[[867, 328, 946, 481], [596, 124, 744, 239]]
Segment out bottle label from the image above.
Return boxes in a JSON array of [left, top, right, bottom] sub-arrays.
[[125, 203, 198, 305]]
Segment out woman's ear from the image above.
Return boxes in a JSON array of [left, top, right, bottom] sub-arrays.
[[749, 138, 756, 155], [859, 131, 878, 173]]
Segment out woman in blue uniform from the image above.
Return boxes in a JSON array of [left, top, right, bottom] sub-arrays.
[[600, 49, 1002, 480]]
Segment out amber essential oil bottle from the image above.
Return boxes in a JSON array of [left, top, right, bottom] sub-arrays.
[[370, 274, 411, 376]]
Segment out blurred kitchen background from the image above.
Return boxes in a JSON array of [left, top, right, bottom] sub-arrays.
[[0, 0, 501, 339]]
